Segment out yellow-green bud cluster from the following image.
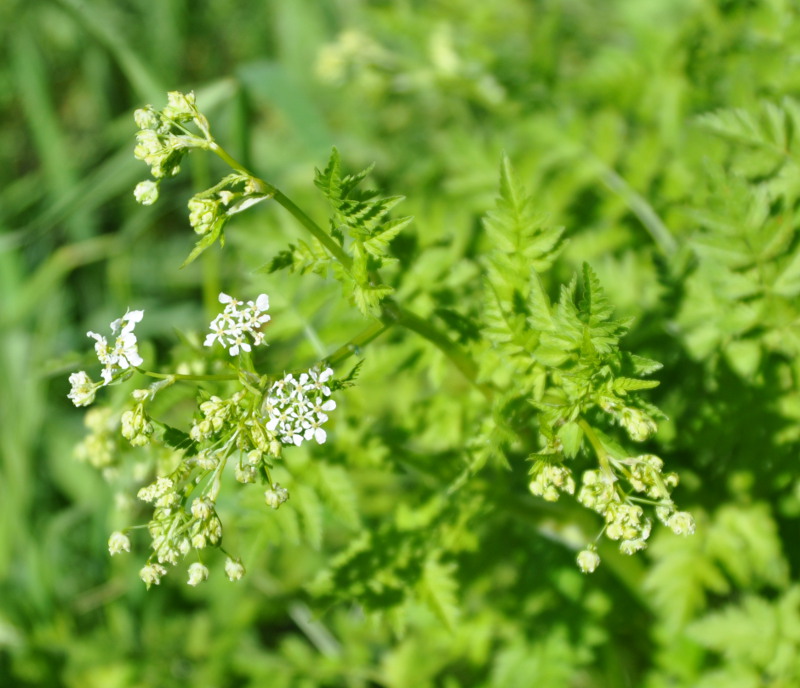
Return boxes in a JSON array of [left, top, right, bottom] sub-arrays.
[[235, 450, 263, 484], [225, 557, 246, 581], [656, 504, 696, 536], [138, 477, 179, 509], [74, 407, 117, 470], [108, 531, 131, 556], [133, 91, 210, 199], [190, 392, 244, 442], [528, 462, 576, 502], [578, 469, 653, 556], [121, 402, 153, 447], [620, 407, 658, 442], [188, 197, 222, 235], [187, 562, 210, 586], [265, 483, 289, 509]]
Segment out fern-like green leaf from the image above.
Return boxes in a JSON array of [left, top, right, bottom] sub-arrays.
[[419, 556, 460, 632]]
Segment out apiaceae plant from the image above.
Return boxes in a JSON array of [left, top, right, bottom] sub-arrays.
[[69, 91, 692, 594]]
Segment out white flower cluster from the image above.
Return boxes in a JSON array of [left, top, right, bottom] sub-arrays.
[[204, 292, 270, 356], [87, 309, 145, 385], [264, 368, 337, 446]]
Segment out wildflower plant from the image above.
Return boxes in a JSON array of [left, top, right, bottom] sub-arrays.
[[69, 91, 692, 598]]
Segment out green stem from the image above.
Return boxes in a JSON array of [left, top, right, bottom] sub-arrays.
[[388, 303, 494, 399], [209, 141, 489, 395], [578, 418, 614, 479], [137, 369, 238, 382], [209, 141, 352, 270], [325, 320, 390, 369]]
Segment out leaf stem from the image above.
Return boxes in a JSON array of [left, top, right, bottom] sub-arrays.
[[209, 141, 353, 270], [578, 417, 615, 479]]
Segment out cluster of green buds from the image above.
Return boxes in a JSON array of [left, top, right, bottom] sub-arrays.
[[121, 390, 154, 447], [74, 407, 117, 471], [598, 395, 658, 443], [133, 91, 210, 204], [529, 410, 693, 574], [528, 461, 576, 502], [132, 91, 272, 265]]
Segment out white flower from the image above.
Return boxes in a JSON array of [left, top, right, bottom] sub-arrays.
[[68, 371, 99, 407], [87, 309, 144, 385], [225, 557, 246, 581], [108, 531, 131, 555], [204, 292, 270, 356], [304, 367, 334, 396], [263, 367, 337, 448], [187, 562, 209, 586]]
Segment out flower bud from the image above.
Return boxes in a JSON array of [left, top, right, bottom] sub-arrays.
[[188, 197, 221, 235], [191, 497, 214, 520], [225, 557, 246, 581], [68, 371, 98, 407], [667, 511, 696, 536], [577, 547, 601, 573], [134, 107, 160, 130], [108, 531, 131, 555], [265, 483, 289, 509], [134, 180, 159, 206], [139, 563, 167, 588], [187, 562, 209, 586], [620, 407, 657, 442]]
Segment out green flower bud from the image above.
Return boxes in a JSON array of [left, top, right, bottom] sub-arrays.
[[225, 557, 246, 581], [108, 531, 131, 555], [187, 562, 209, 586], [188, 197, 221, 235], [577, 547, 600, 573], [163, 91, 197, 122], [667, 511, 695, 536], [620, 407, 657, 442], [265, 483, 289, 509], [134, 180, 159, 206], [134, 107, 160, 130]]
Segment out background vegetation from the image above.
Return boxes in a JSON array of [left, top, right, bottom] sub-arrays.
[[2, 0, 800, 685]]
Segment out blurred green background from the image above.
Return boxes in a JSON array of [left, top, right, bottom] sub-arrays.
[[3, 0, 800, 686]]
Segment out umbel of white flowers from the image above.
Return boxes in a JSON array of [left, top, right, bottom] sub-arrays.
[[68, 309, 145, 406], [204, 292, 271, 356]]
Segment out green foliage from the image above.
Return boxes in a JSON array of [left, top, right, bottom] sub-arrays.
[[6, 0, 800, 686]]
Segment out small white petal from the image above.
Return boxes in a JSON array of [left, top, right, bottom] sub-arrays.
[[314, 427, 327, 444], [255, 293, 269, 311]]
